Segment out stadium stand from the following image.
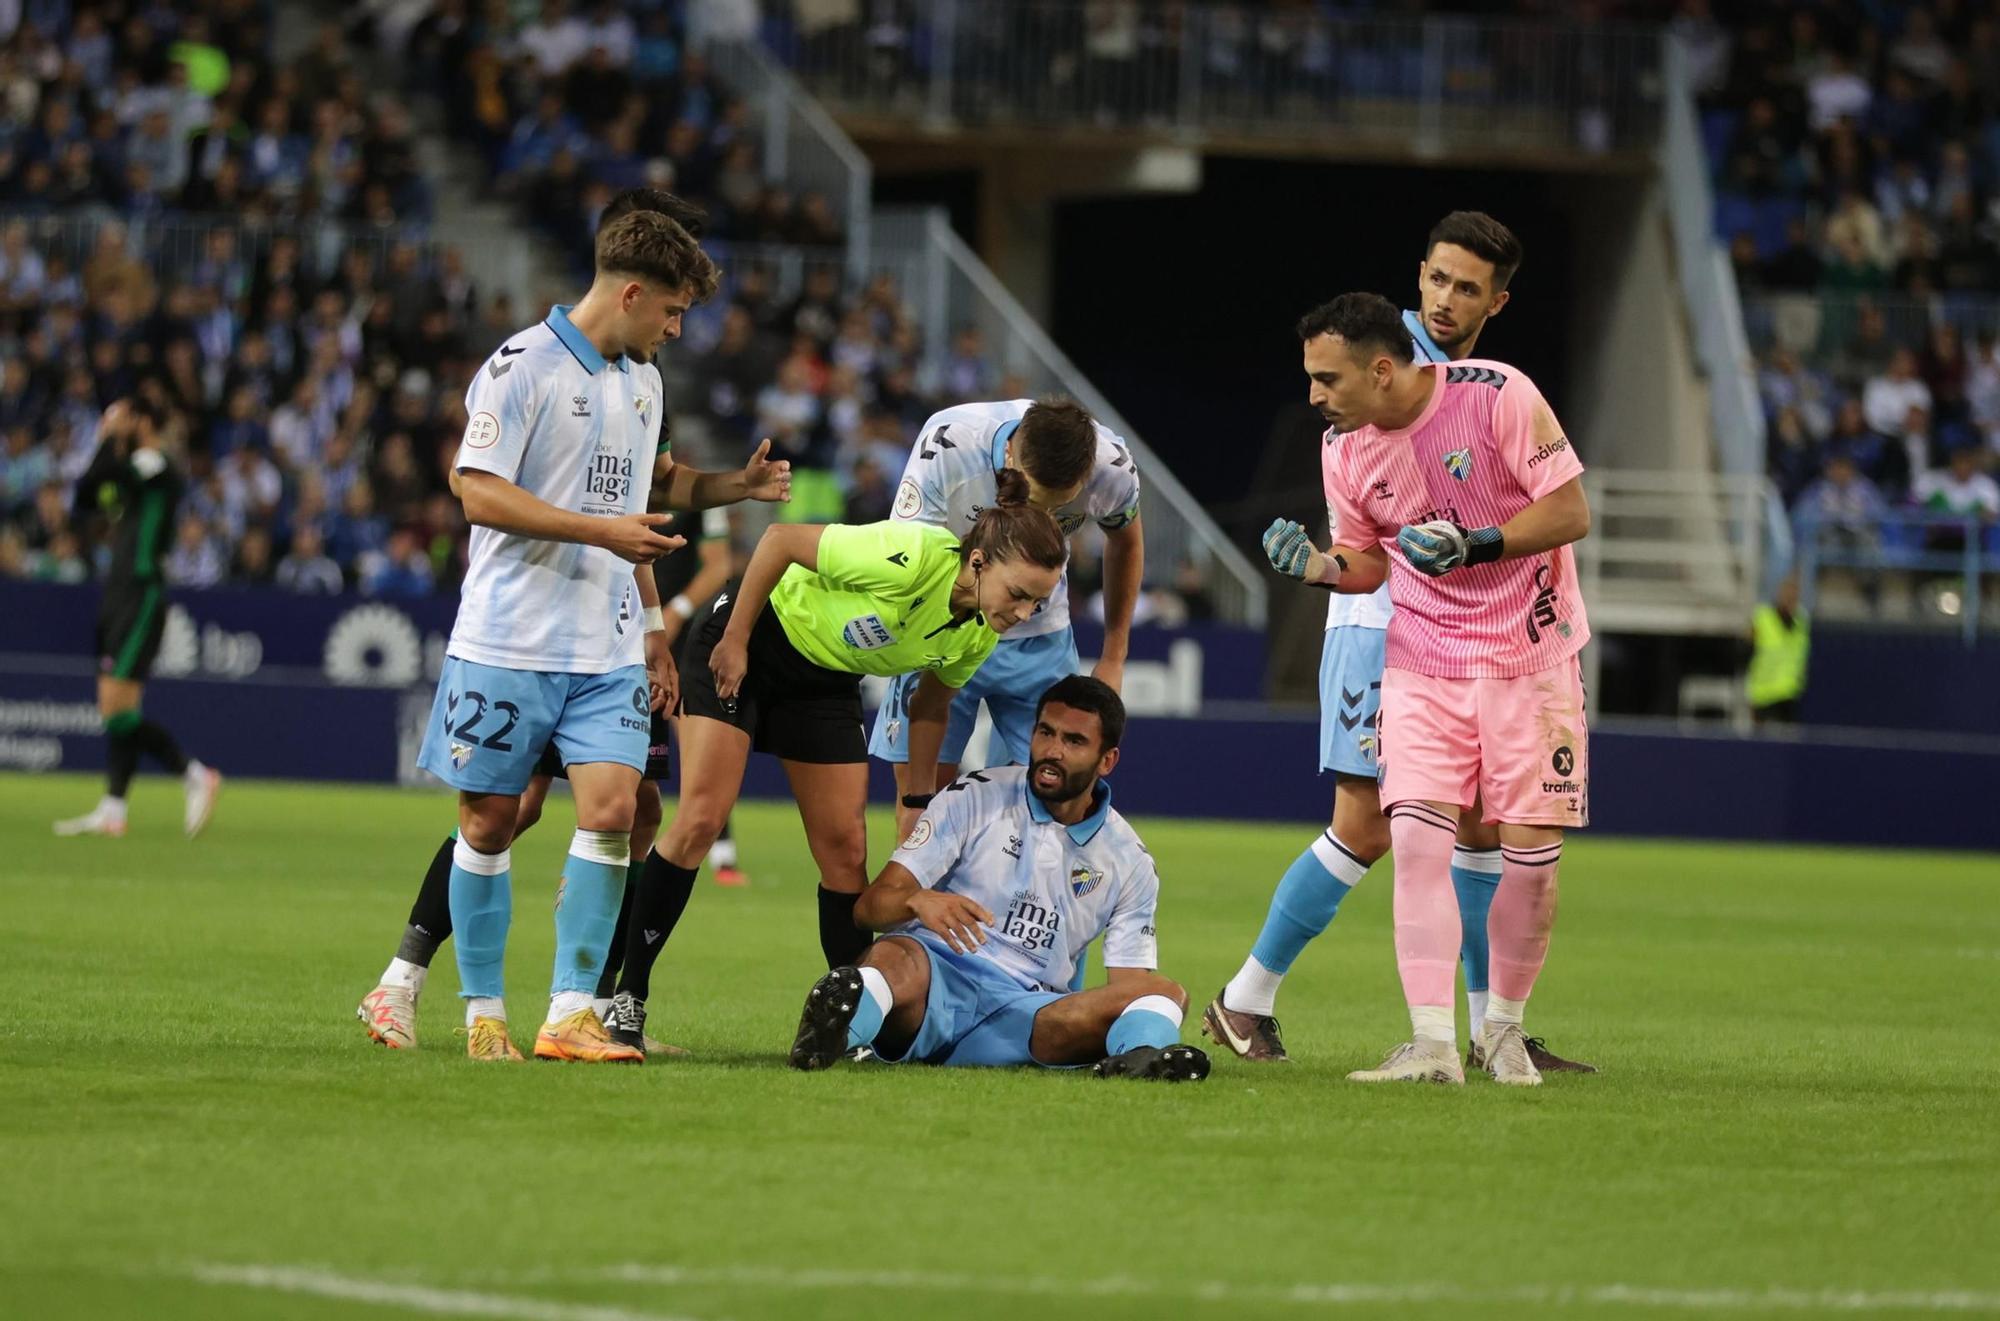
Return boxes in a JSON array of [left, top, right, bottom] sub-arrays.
[[1689, 0, 2000, 569]]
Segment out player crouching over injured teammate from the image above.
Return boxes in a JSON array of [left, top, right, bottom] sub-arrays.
[[789, 676, 1208, 1081]]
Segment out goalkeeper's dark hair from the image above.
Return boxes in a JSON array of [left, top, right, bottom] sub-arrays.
[[960, 468, 1066, 572], [1426, 210, 1523, 290], [1036, 674, 1126, 753], [600, 187, 709, 239], [1014, 397, 1097, 492], [1295, 293, 1414, 364]]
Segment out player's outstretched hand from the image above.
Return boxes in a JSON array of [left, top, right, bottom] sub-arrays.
[[602, 512, 686, 564], [908, 889, 994, 954], [743, 438, 793, 503], [1397, 520, 1490, 577], [710, 632, 750, 701], [1261, 518, 1326, 582]]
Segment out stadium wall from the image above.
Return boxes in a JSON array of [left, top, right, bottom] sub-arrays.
[[7, 579, 1994, 851]]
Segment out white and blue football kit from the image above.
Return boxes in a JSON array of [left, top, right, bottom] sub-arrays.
[[416, 305, 662, 792], [868, 400, 1142, 767], [879, 766, 1160, 1067], [1316, 309, 1448, 777]]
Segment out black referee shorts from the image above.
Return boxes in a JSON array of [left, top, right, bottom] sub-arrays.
[[95, 583, 168, 682], [679, 586, 866, 765]]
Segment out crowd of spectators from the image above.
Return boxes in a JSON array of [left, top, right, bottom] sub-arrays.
[[0, 1, 495, 595], [1680, 0, 2000, 556], [366, 0, 844, 268]]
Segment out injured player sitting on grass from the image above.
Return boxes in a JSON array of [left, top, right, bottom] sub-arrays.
[[787, 676, 1209, 1081]]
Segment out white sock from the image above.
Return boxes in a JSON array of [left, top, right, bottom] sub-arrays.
[[857, 964, 893, 1015], [381, 957, 427, 993], [1223, 956, 1285, 1017], [98, 794, 127, 817], [465, 996, 504, 1026], [1410, 1003, 1456, 1044], [184, 759, 207, 780], [1485, 993, 1527, 1029], [1466, 989, 1489, 1041], [547, 990, 595, 1024], [1451, 845, 1504, 876], [709, 837, 738, 868], [592, 996, 615, 1019]]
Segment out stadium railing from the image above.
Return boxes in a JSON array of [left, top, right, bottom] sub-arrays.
[[1662, 34, 1767, 486], [875, 205, 1268, 627], [3, 209, 534, 319], [1793, 509, 1999, 646], [705, 37, 875, 283], [1578, 468, 1781, 636], [709, 213, 1270, 626], [1741, 292, 2000, 362], [767, 1, 1661, 159]]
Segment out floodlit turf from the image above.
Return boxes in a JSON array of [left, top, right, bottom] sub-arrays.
[[2, 771, 1997, 1321]]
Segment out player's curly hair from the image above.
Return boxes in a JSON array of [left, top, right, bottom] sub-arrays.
[[595, 210, 721, 303], [1295, 293, 1413, 363], [960, 468, 1067, 572], [1013, 397, 1097, 493], [600, 186, 710, 240]]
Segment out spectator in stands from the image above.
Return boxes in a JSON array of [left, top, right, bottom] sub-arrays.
[[1913, 436, 2000, 553], [357, 525, 436, 597], [1863, 348, 1932, 438], [1967, 332, 2000, 453], [275, 522, 344, 595], [1797, 447, 1888, 557], [1768, 405, 1823, 506], [165, 513, 227, 589]]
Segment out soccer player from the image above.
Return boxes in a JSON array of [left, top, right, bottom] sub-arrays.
[[869, 398, 1143, 795], [1263, 292, 1590, 1086], [356, 189, 779, 1055], [1206, 213, 1592, 1074], [411, 209, 728, 1064], [788, 676, 1209, 1082], [624, 473, 1068, 1050], [54, 396, 222, 840]]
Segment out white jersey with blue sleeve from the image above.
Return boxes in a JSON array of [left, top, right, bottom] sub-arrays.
[[1321, 309, 1449, 634], [889, 399, 1141, 641], [888, 766, 1160, 991], [449, 305, 663, 674]]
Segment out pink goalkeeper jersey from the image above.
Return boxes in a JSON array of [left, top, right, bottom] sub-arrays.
[[1324, 360, 1589, 679]]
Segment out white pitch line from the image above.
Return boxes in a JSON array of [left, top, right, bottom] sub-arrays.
[[592, 1264, 2000, 1314], [187, 1265, 715, 1321], [189, 1262, 2000, 1316]]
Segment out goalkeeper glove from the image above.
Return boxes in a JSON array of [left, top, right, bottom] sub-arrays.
[[1263, 517, 1339, 583], [1396, 520, 1503, 577]]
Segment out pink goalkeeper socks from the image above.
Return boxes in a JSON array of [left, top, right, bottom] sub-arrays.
[[1388, 803, 1462, 1023], [1489, 840, 1562, 1002]]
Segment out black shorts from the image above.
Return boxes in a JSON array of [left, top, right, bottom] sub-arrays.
[[680, 587, 865, 764], [533, 710, 674, 782], [95, 583, 168, 681]]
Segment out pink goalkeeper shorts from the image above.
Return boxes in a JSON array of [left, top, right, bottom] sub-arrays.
[[1379, 657, 1589, 828]]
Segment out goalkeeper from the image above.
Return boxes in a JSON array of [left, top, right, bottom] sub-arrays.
[[1258, 293, 1592, 1088]]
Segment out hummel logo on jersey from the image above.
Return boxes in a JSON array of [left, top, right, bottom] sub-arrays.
[[487, 359, 513, 380], [499, 345, 526, 357], [644, 929, 662, 945], [572, 395, 591, 417], [886, 551, 909, 567], [1371, 480, 1394, 501]]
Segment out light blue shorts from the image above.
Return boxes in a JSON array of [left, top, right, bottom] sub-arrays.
[[1319, 625, 1387, 778], [415, 657, 650, 793], [875, 932, 1068, 1069], [867, 628, 1081, 767]]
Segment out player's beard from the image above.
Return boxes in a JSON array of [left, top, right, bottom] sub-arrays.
[[1427, 310, 1484, 354], [1029, 757, 1093, 805]]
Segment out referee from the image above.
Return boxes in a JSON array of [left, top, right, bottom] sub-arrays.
[[54, 396, 222, 839]]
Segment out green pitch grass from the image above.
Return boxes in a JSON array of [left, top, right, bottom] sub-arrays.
[[2, 773, 1997, 1321]]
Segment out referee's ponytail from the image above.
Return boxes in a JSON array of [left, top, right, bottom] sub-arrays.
[[962, 468, 1066, 572]]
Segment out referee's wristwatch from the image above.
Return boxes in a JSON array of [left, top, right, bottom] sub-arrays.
[[900, 793, 934, 810]]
